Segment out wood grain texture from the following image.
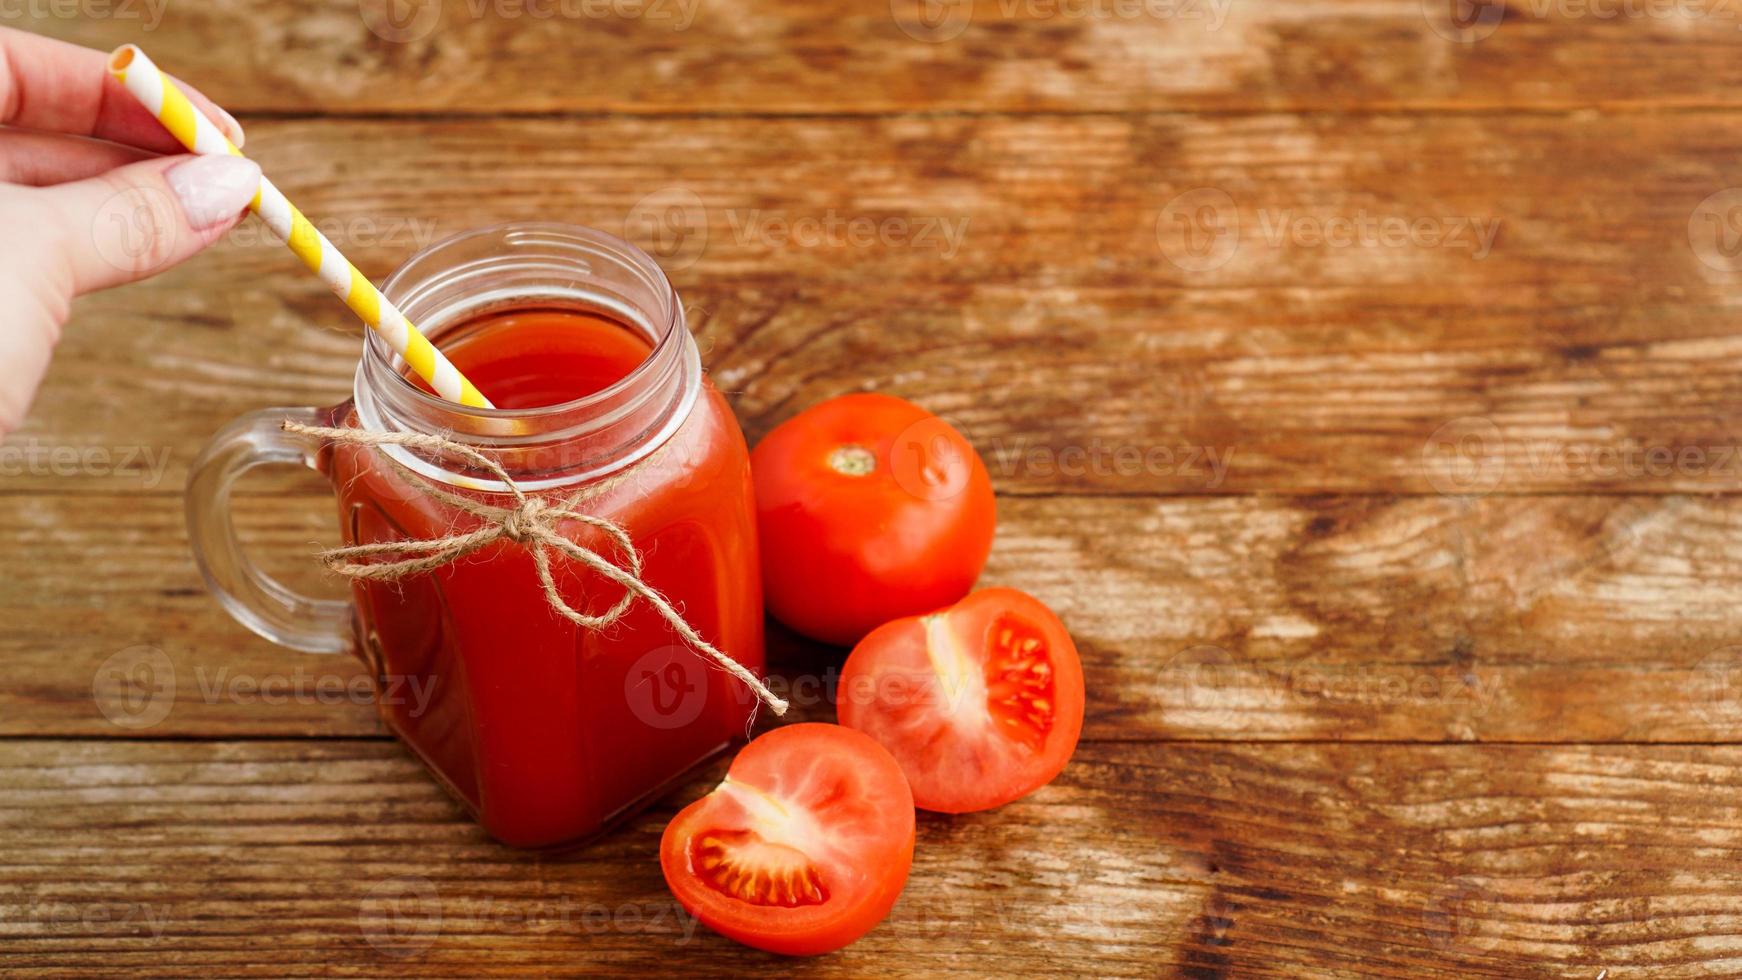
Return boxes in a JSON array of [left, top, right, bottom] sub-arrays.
[[10, 490, 1742, 743], [2, 738, 1739, 977], [25, 0, 1742, 114], [8, 6, 1742, 975], [7, 114, 1742, 495]]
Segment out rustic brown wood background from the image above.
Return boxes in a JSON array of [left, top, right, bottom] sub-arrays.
[[8, 1, 1742, 975]]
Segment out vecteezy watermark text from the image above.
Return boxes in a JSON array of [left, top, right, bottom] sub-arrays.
[[1255, 209, 1501, 260], [988, 437, 1234, 488], [358, 874, 702, 959], [725, 209, 970, 260], [2, 899, 171, 940], [93, 645, 440, 732], [1159, 644, 1507, 715], [194, 667, 437, 717], [1156, 189, 1503, 272], [224, 215, 443, 253], [463, 0, 700, 29], [469, 895, 702, 942], [623, 188, 972, 270], [890, 0, 1230, 42], [1423, 0, 1741, 45], [0, 440, 172, 487], [0, 0, 167, 29], [996, 0, 1230, 26], [360, 0, 701, 43], [1421, 416, 1742, 495]]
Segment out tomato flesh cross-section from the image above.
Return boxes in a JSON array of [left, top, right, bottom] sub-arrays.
[[985, 614, 1056, 752], [692, 830, 829, 908], [839, 588, 1086, 813], [660, 724, 915, 955]]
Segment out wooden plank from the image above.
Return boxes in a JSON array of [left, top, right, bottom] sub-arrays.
[[9, 114, 1742, 495], [9, 490, 1742, 742], [27, 0, 1742, 114], [1, 738, 1738, 976]]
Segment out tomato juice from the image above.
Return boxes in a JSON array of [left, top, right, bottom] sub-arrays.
[[324, 306, 764, 849]]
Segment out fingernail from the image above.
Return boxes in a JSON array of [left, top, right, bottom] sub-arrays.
[[166, 155, 261, 230]]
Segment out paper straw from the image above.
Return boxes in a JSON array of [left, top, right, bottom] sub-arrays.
[[107, 45, 494, 409]]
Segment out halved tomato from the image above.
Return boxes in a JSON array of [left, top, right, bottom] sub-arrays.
[[659, 723, 915, 955], [837, 588, 1085, 813]]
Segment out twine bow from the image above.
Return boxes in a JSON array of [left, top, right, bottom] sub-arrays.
[[282, 420, 787, 715]]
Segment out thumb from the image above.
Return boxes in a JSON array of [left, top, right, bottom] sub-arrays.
[[34, 153, 260, 296]]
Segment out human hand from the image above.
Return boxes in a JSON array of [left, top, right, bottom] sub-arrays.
[[0, 27, 260, 437]]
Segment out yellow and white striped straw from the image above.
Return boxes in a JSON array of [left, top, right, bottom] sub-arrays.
[[107, 45, 494, 409]]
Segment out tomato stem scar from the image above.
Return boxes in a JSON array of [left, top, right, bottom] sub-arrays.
[[827, 445, 877, 476]]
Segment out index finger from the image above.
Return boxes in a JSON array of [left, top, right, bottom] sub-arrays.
[[0, 27, 244, 152]]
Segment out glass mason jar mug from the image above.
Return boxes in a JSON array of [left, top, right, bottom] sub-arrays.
[[186, 223, 765, 849]]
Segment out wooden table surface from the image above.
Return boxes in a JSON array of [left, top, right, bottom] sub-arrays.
[[9, 2, 1742, 976]]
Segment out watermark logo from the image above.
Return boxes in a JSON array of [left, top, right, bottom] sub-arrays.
[[92, 645, 176, 730], [1423, 875, 1501, 951], [625, 645, 711, 729], [1157, 188, 1240, 272], [1421, 416, 1507, 496], [1158, 644, 1243, 710], [1421, 0, 1506, 42], [359, 875, 442, 958], [891, 0, 975, 41], [90, 184, 182, 280], [359, 0, 444, 42], [1689, 188, 1742, 273], [1694, 646, 1742, 726], [625, 186, 709, 271], [890, 413, 980, 501], [1255, 209, 1500, 259]]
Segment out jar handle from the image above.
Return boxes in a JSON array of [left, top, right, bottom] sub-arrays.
[[185, 406, 352, 654]]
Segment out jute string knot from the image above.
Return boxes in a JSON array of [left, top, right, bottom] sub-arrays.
[[281, 419, 787, 715], [502, 497, 545, 543]]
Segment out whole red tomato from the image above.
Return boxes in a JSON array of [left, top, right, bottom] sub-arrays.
[[751, 393, 996, 646]]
